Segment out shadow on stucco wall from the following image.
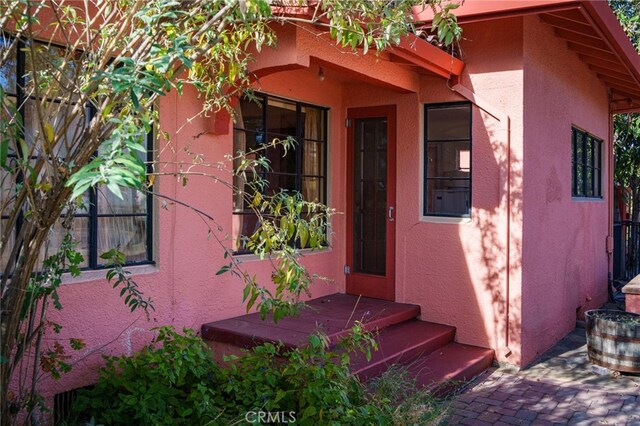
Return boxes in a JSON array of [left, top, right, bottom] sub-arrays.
[[464, 113, 523, 364]]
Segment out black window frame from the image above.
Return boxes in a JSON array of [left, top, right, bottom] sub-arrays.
[[232, 93, 329, 255], [423, 101, 473, 218], [571, 126, 602, 199], [1, 35, 154, 271]]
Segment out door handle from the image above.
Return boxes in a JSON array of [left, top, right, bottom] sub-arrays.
[[388, 206, 395, 222]]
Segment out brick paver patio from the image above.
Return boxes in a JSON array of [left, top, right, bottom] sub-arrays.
[[447, 329, 640, 425]]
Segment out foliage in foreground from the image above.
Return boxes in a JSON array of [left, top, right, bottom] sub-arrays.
[[71, 326, 447, 426]]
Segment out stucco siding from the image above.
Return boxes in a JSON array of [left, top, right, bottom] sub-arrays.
[[396, 17, 525, 365], [521, 14, 609, 366], [43, 67, 346, 399]]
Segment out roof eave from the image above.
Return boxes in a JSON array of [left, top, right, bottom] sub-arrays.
[[413, 0, 581, 24], [390, 34, 465, 79], [414, 1, 640, 112], [579, 1, 640, 98]]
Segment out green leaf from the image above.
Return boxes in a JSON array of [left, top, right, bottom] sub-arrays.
[[69, 180, 93, 200], [106, 269, 117, 281], [69, 338, 86, 351], [302, 406, 317, 418], [0, 138, 8, 171], [297, 223, 309, 248], [216, 263, 232, 275], [114, 157, 146, 176], [100, 248, 116, 260], [273, 308, 284, 323], [246, 291, 258, 313], [52, 291, 63, 310], [106, 181, 123, 200], [445, 31, 454, 46], [242, 284, 251, 302], [309, 334, 321, 349]]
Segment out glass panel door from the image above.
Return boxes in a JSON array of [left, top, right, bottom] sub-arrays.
[[353, 118, 387, 276], [346, 105, 396, 301]]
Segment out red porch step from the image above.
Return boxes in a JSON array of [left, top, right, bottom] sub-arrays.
[[201, 293, 420, 349], [350, 319, 456, 380], [408, 342, 495, 395], [201, 293, 494, 395]]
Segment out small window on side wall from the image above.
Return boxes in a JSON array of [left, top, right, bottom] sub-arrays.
[[423, 102, 472, 217], [572, 127, 602, 198]]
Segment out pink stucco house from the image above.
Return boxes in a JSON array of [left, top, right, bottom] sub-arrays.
[[17, 0, 640, 405]]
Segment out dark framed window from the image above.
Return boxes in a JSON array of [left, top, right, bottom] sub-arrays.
[[572, 127, 602, 198], [232, 94, 328, 253], [0, 36, 153, 270], [423, 102, 472, 217]]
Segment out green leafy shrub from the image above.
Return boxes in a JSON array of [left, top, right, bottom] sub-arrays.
[[72, 327, 224, 425], [72, 325, 446, 425], [219, 324, 389, 425]]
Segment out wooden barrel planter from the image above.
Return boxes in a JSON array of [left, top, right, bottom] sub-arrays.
[[585, 309, 640, 373]]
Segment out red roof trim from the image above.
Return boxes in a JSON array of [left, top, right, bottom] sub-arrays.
[[579, 1, 640, 91], [391, 34, 465, 78], [413, 0, 581, 23], [415, 0, 640, 111]]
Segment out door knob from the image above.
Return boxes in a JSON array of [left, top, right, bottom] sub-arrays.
[[388, 206, 395, 222]]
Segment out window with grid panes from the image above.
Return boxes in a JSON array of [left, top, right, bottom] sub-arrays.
[[571, 127, 602, 198], [423, 102, 472, 217], [232, 94, 327, 253], [0, 36, 153, 270]]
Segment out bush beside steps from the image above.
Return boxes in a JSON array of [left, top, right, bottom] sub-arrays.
[[67, 326, 450, 426]]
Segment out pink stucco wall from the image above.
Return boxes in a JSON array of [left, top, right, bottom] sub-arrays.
[[41, 64, 346, 401], [392, 17, 526, 366], [35, 14, 614, 403], [520, 15, 610, 365]]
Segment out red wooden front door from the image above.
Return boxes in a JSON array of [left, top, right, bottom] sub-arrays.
[[346, 106, 396, 301]]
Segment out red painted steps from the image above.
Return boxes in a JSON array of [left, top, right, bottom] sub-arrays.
[[349, 320, 456, 380], [348, 320, 493, 394], [201, 293, 494, 394], [407, 343, 495, 395], [201, 293, 420, 349]]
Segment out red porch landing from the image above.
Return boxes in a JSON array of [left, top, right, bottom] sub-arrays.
[[201, 293, 493, 393]]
